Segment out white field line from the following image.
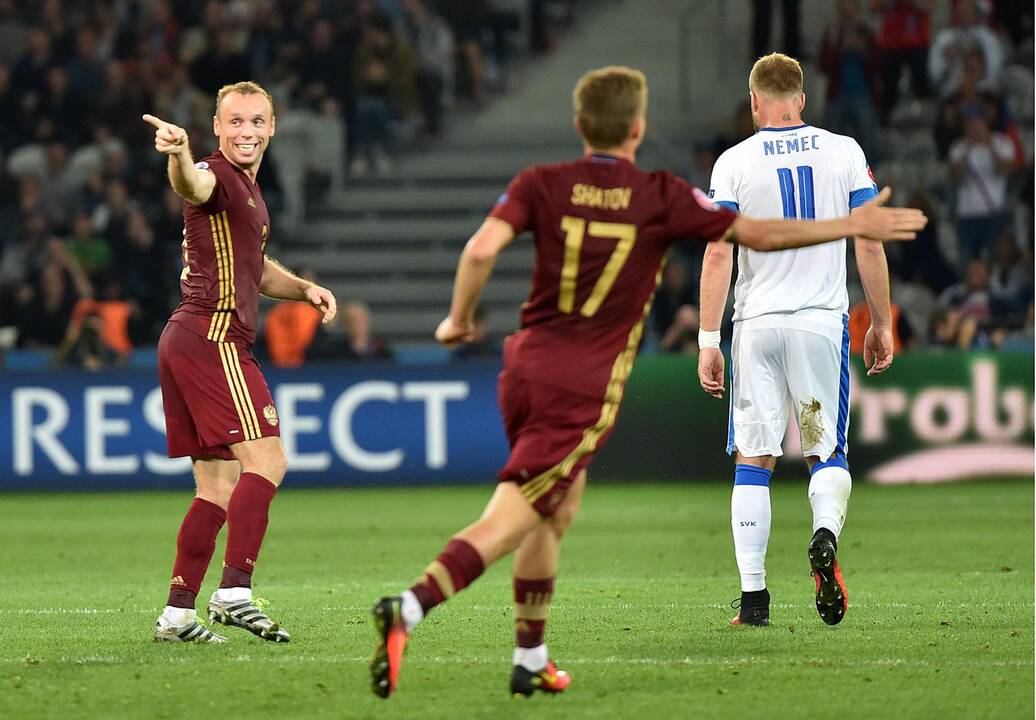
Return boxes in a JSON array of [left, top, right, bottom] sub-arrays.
[[0, 654, 1031, 669], [2, 599, 1034, 616]]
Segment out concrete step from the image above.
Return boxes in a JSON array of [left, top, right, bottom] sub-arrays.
[[322, 277, 531, 306], [287, 246, 534, 276]]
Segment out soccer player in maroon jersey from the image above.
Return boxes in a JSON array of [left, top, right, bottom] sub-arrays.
[[369, 66, 925, 697], [145, 82, 337, 643]]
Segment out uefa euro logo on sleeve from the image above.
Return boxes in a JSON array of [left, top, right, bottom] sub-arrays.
[[694, 187, 721, 212]]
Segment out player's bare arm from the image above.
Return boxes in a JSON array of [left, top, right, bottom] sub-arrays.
[[853, 229, 894, 377], [723, 187, 927, 251], [260, 257, 337, 324], [142, 113, 216, 206], [697, 241, 733, 399], [436, 218, 516, 346]]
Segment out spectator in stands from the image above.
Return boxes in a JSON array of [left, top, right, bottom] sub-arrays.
[[0, 0, 27, 67], [848, 299, 916, 355], [404, 0, 454, 136], [189, 27, 251, 97], [934, 47, 1015, 158], [64, 211, 111, 281], [297, 17, 351, 113], [57, 275, 133, 368], [121, 208, 168, 343], [40, 66, 87, 148], [14, 251, 84, 349], [873, 0, 932, 120], [350, 11, 417, 175], [652, 259, 699, 354], [66, 26, 106, 99], [39, 141, 78, 228], [11, 27, 52, 95], [949, 107, 1016, 261], [936, 258, 993, 348], [486, 0, 524, 90], [988, 232, 1032, 318], [818, 0, 882, 160], [440, 0, 488, 104], [929, 0, 1004, 98], [894, 189, 957, 293], [751, 0, 802, 60], [452, 303, 500, 360], [0, 63, 17, 149], [265, 269, 324, 368], [92, 179, 133, 251], [309, 300, 394, 362]]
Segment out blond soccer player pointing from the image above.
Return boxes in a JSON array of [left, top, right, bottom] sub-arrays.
[[146, 82, 336, 643], [699, 53, 898, 628]]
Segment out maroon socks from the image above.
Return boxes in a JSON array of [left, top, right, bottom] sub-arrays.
[[220, 472, 278, 589], [514, 577, 555, 648], [410, 538, 485, 613], [166, 498, 226, 609]]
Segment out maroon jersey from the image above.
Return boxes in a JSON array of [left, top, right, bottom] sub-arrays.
[[169, 150, 270, 345], [489, 153, 736, 398]]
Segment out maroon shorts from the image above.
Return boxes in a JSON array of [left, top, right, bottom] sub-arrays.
[[497, 369, 621, 517], [157, 321, 279, 460]]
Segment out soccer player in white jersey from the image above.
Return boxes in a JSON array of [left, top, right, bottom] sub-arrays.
[[698, 53, 895, 627]]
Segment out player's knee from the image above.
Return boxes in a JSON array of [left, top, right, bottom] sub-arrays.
[[548, 505, 577, 538], [260, 450, 288, 485]]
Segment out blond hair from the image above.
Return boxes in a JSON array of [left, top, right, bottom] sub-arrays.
[[749, 53, 803, 99], [215, 81, 275, 117], [572, 66, 648, 149]]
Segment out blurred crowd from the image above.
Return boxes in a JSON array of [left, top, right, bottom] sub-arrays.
[[0, 0, 563, 368], [658, 0, 1034, 356]]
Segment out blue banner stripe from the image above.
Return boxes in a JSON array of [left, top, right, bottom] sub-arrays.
[[835, 314, 851, 454], [734, 464, 772, 486]]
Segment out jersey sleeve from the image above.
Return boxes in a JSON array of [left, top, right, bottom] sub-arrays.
[[664, 175, 738, 243], [847, 139, 879, 210], [708, 150, 739, 212], [487, 167, 537, 233], [196, 159, 233, 214]]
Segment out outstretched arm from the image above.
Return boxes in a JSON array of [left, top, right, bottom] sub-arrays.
[[142, 113, 216, 206], [261, 257, 338, 324], [435, 218, 516, 346], [723, 187, 926, 251]]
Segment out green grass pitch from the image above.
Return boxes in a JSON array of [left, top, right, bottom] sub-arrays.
[[0, 479, 1032, 719]]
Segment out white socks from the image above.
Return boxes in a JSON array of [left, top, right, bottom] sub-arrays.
[[731, 483, 771, 592], [212, 586, 251, 603], [808, 464, 852, 537], [399, 589, 424, 633], [513, 643, 548, 672], [160, 606, 196, 627]]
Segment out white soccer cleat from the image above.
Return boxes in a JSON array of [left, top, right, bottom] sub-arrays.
[[208, 592, 291, 643], [154, 616, 227, 643]]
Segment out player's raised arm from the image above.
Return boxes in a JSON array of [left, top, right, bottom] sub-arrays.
[[725, 187, 927, 251], [435, 217, 516, 346], [142, 113, 216, 206]]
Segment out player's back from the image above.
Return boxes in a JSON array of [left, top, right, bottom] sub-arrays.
[[710, 124, 878, 330], [490, 153, 735, 399]]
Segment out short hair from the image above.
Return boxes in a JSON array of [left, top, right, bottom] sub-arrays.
[[749, 53, 803, 99], [215, 81, 275, 118], [572, 66, 648, 150]]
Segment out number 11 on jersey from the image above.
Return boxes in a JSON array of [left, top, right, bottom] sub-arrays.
[[776, 165, 815, 220]]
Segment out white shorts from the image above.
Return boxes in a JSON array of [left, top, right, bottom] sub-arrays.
[[726, 317, 850, 460]]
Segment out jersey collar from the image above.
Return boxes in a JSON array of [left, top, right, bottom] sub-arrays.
[[757, 124, 810, 133], [585, 152, 634, 166]]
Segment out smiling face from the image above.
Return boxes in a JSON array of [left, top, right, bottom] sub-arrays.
[[213, 91, 275, 171]]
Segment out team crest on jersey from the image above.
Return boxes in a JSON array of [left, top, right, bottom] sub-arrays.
[[263, 404, 279, 426], [693, 187, 721, 212]]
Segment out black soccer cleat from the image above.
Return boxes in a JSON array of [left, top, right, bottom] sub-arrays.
[[809, 528, 847, 626], [730, 588, 770, 626], [511, 660, 571, 697], [370, 596, 408, 699]]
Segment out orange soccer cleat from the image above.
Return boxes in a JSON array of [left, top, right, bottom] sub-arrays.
[[370, 596, 409, 698], [809, 528, 848, 626], [511, 660, 572, 697]]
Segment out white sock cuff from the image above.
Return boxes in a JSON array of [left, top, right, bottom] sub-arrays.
[[399, 589, 424, 632], [513, 643, 548, 672]]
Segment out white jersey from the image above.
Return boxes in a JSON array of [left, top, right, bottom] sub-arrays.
[[709, 124, 878, 337]]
